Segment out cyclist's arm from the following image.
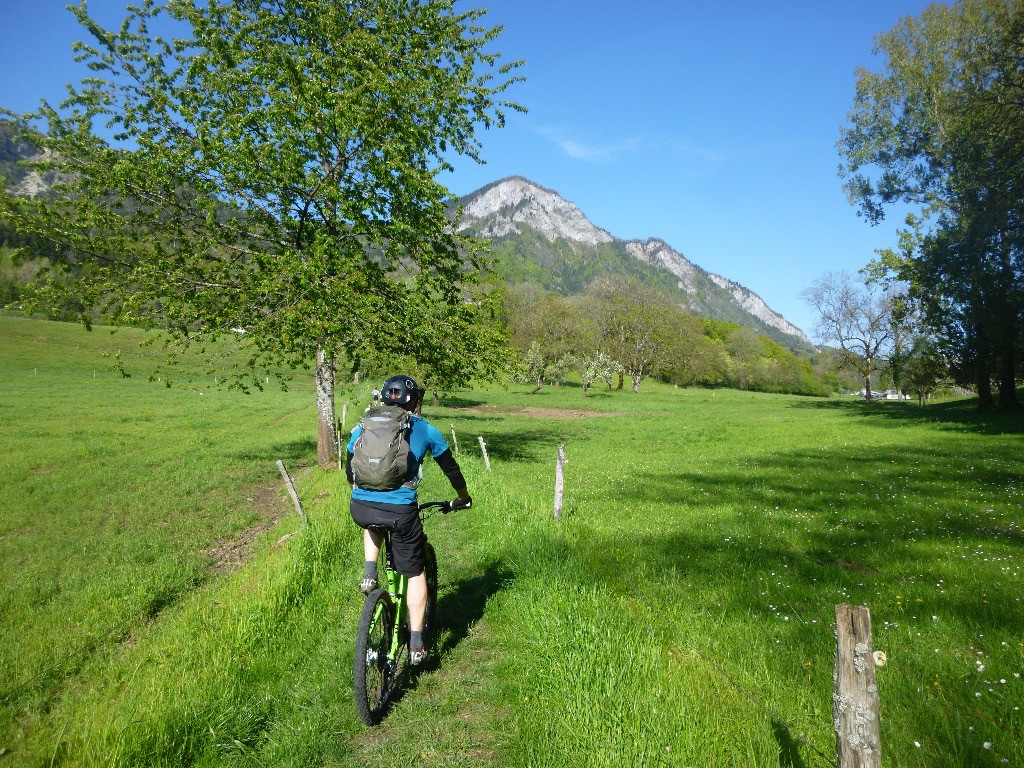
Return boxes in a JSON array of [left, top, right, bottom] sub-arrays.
[[345, 426, 359, 486], [434, 449, 469, 499]]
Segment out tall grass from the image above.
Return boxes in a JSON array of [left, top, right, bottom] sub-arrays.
[[2, 315, 1022, 766]]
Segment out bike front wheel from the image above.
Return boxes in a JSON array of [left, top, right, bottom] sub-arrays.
[[354, 588, 396, 726]]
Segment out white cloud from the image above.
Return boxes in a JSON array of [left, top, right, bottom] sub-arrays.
[[531, 124, 722, 168]]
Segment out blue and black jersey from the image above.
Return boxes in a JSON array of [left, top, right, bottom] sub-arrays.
[[346, 414, 466, 505]]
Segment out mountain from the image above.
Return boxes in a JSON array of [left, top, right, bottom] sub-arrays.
[[456, 176, 811, 347]]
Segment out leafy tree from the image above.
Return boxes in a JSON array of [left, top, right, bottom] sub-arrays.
[[903, 334, 949, 405], [801, 271, 895, 400], [0, 0, 523, 466], [656, 311, 727, 388], [839, 0, 1022, 410], [506, 291, 589, 393], [585, 277, 676, 393], [571, 350, 617, 396]]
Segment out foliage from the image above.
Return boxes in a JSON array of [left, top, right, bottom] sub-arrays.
[[839, 0, 1023, 410], [586, 277, 670, 392], [902, 334, 950, 405], [568, 350, 619, 395], [504, 288, 589, 390], [506, 280, 831, 397], [461, 219, 815, 351], [0, 0, 524, 464]]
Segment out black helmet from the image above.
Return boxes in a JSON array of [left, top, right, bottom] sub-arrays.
[[380, 375, 421, 408]]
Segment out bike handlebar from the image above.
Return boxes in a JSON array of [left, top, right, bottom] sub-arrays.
[[417, 499, 472, 515]]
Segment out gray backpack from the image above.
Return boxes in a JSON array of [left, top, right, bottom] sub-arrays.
[[351, 406, 414, 491]]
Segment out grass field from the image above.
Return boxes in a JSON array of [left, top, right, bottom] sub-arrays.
[[1, 314, 1022, 767]]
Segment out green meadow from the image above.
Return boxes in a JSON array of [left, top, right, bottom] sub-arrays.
[[1, 314, 1022, 767]]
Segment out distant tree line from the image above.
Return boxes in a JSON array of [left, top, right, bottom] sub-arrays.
[[502, 278, 835, 397]]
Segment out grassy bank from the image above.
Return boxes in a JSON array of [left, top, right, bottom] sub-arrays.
[[1, 315, 1022, 766]]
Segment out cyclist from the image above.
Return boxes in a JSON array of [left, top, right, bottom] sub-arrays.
[[346, 375, 472, 665]]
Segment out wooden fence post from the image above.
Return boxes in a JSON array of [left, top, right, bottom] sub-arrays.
[[553, 444, 565, 520], [451, 424, 459, 454], [834, 603, 881, 768], [335, 417, 343, 471], [276, 460, 305, 521], [478, 436, 491, 472]]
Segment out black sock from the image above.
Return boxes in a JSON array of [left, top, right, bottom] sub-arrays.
[[364, 561, 377, 579], [411, 630, 423, 649]]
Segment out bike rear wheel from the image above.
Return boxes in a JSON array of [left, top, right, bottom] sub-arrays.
[[354, 588, 396, 726]]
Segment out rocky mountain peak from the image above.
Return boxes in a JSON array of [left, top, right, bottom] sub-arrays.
[[457, 177, 812, 347], [458, 176, 614, 246]]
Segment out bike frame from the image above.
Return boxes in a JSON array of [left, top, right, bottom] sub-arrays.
[[370, 500, 447, 670], [377, 531, 410, 670], [355, 499, 457, 725]]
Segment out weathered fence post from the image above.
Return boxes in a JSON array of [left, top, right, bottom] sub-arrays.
[[341, 403, 348, 431], [478, 436, 491, 472], [834, 603, 881, 768], [451, 424, 459, 454], [553, 444, 565, 520], [335, 417, 343, 471], [276, 460, 305, 521]]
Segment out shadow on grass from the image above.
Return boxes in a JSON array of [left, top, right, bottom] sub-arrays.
[[233, 438, 316, 465], [364, 561, 511, 724], [789, 397, 1024, 436], [435, 419, 576, 463], [431, 560, 513, 660], [619, 441, 1024, 637], [772, 719, 810, 768], [433, 393, 489, 409], [513, 435, 1024, 653]]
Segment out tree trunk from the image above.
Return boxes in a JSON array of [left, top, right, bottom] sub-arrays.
[[433, 388, 440, 408], [583, 382, 590, 396], [976, 354, 995, 411], [529, 375, 544, 395], [998, 345, 1019, 411], [631, 376, 640, 393], [863, 370, 873, 401], [996, 234, 1020, 411], [616, 372, 624, 390], [316, 349, 337, 469]]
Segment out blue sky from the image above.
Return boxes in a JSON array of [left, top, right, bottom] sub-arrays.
[[0, 1, 936, 338]]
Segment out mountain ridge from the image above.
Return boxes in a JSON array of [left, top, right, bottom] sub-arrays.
[[456, 176, 811, 347]]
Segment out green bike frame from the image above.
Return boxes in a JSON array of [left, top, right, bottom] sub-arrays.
[[380, 564, 409, 668]]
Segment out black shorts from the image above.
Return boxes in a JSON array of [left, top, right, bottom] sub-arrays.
[[350, 498, 424, 577]]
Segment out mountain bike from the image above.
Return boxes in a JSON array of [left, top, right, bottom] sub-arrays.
[[353, 500, 459, 726]]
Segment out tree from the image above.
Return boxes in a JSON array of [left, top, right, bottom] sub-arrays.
[[0, 0, 523, 466], [572, 350, 617, 396], [586, 277, 673, 393], [801, 272, 895, 400], [902, 334, 949, 405], [506, 292, 589, 393], [838, 0, 1023, 410]]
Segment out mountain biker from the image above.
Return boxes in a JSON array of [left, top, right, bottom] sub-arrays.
[[346, 375, 472, 665]]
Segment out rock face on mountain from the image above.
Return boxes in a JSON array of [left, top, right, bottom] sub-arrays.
[[460, 176, 614, 246], [457, 176, 811, 347]]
